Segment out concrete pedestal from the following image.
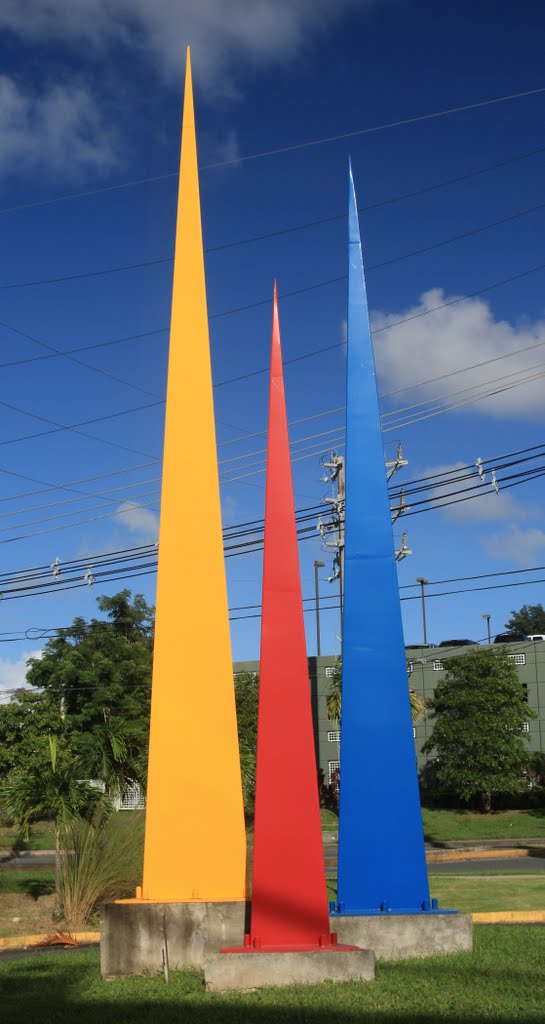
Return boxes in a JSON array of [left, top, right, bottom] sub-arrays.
[[100, 904, 472, 978], [100, 901, 247, 977], [205, 948, 375, 991], [331, 912, 473, 960]]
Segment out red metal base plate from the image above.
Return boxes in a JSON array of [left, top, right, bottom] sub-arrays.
[[221, 944, 359, 953]]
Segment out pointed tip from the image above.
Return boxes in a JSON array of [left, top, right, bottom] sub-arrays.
[[185, 46, 193, 83], [270, 281, 282, 374], [348, 161, 360, 243], [182, 46, 195, 126]]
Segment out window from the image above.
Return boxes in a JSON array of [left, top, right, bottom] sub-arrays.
[[327, 730, 340, 743], [433, 659, 444, 671], [325, 666, 336, 678], [328, 760, 340, 784], [521, 683, 529, 704], [508, 653, 526, 666], [120, 782, 146, 810], [523, 722, 530, 733], [407, 661, 414, 675]]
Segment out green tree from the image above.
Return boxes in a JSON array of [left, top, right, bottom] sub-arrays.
[[2, 735, 104, 894], [325, 659, 426, 725], [234, 671, 259, 819], [505, 603, 545, 635], [422, 648, 534, 811], [26, 590, 154, 798], [0, 688, 63, 781]]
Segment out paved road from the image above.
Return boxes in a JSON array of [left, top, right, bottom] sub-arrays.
[[4, 851, 545, 874], [1, 853, 56, 867]]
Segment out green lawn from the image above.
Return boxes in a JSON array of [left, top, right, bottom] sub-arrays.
[[327, 875, 545, 913], [0, 868, 55, 896], [0, 822, 56, 852], [422, 808, 545, 842], [1, 928, 544, 1023], [0, 811, 145, 853], [4, 807, 544, 851], [430, 875, 545, 913]]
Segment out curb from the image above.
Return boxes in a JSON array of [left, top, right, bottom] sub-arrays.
[[472, 911, 545, 924], [427, 848, 531, 863], [0, 931, 99, 951]]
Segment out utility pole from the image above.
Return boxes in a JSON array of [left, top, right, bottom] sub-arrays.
[[416, 577, 429, 645], [482, 613, 492, 645], [314, 560, 325, 656], [318, 444, 412, 633], [319, 453, 345, 617]]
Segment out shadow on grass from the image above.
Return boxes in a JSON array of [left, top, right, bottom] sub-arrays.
[[1, 953, 544, 1024], [21, 877, 56, 900], [527, 807, 545, 820]]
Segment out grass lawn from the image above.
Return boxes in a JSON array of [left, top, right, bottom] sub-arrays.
[[327, 875, 545, 913], [430, 875, 545, 913], [320, 808, 338, 828], [1, 927, 544, 1023], [0, 821, 56, 852], [422, 807, 545, 842], [0, 868, 56, 938]]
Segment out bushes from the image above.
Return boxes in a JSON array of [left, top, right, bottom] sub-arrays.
[[57, 807, 143, 928]]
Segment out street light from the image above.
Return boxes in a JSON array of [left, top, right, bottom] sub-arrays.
[[482, 613, 492, 645], [314, 561, 325, 656], [416, 577, 429, 646]]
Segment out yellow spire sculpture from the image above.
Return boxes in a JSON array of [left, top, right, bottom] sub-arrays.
[[139, 49, 247, 902]]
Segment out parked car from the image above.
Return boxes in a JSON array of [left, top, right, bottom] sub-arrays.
[[404, 643, 436, 650], [493, 632, 528, 644], [438, 639, 478, 647]]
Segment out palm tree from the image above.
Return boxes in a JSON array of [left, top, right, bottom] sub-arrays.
[[326, 660, 426, 726], [2, 735, 104, 897]]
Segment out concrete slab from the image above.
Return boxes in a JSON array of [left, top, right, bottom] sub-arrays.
[[100, 901, 247, 977], [204, 948, 375, 991], [331, 912, 473, 960]]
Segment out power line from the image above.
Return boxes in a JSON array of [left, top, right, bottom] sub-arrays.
[[1, 82, 543, 220], [5, 189, 545, 293], [202, 86, 545, 168]]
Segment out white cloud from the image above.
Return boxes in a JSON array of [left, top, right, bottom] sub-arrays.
[[374, 290, 545, 421], [482, 524, 545, 567], [0, 75, 120, 178], [116, 501, 159, 541], [0, 1, 367, 88], [0, 649, 42, 695], [416, 461, 537, 523]]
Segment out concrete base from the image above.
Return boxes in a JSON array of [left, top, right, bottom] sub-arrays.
[[100, 901, 247, 977], [100, 903, 472, 977], [204, 948, 375, 991], [331, 912, 473, 960]]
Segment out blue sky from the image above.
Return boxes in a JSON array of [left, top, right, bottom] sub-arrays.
[[1, 0, 545, 691]]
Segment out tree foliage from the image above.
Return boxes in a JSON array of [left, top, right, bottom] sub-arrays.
[[0, 689, 64, 780], [422, 648, 534, 811], [234, 671, 259, 818], [325, 659, 426, 725], [24, 590, 154, 796], [505, 603, 545, 635]]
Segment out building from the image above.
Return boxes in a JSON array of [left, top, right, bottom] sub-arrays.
[[234, 640, 545, 787], [408, 639, 545, 769]]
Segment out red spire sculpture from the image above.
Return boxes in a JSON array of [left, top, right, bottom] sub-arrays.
[[238, 283, 339, 950]]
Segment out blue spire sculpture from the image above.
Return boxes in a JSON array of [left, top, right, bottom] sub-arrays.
[[334, 163, 432, 915]]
